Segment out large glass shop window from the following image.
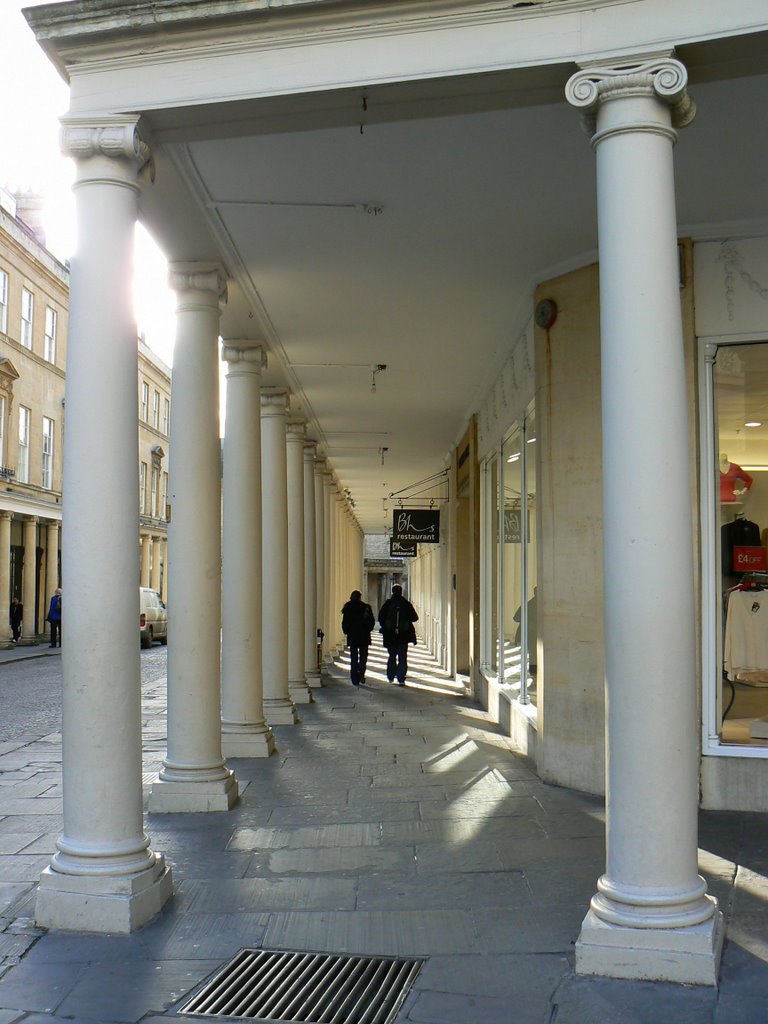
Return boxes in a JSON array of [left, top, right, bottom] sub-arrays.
[[715, 343, 768, 748], [482, 406, 537, 706]]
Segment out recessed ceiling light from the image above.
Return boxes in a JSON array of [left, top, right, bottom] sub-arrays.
[[745, 421, 763, 428]]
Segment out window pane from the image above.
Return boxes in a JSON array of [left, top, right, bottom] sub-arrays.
[[21, 289, 33, 349], [42, 417, 54, 489], [0, 270, 8, 334], [18, 407, 29, 483], [44, 307, 56, 363], [716, 344, 768, 746]]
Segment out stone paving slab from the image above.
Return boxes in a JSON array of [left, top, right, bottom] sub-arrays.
[[0, 962, 86, 1014], [266, 845, 414, 874], [178, 875, 357, 912], [551, 973, 718, 1024], [357, 869, 530, 911], [263, 909, 480, 956]]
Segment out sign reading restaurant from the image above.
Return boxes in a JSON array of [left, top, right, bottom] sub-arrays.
[[392, 509, 440, 544], [390, 539, 417, 558]]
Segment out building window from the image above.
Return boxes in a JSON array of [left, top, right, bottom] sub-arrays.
[[162, 471, 169, 519], [0, 395, 5, 466], [42, 416, 54, 489], [0, 269, 8, 334], [141, 382, 149, 422], [152, 390, 160, 429], [151, 466, 159, 517], [139, 462, 147, 513], [44, 307, 57, 363], [21, 289, 33, 349], [18, 406, 30, 483], [163, 397, 170, 435]]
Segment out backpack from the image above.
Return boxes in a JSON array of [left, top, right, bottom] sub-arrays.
[[384, 599, 406, 640], [362, 604, 375, 632]]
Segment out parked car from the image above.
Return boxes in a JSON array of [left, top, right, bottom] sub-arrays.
[[139, 587, 168, 648]]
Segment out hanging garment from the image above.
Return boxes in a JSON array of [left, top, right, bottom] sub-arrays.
[[724, 589, 768, 684], [722, 517, 761, 580]]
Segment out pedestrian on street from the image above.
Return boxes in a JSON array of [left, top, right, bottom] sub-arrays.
[[9, 597, 22, 643], [341, 590, 375, 686], [378, 584, 418, 686], [46, 588, 62, 648]]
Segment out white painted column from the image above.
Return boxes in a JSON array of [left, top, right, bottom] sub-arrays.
[[149, 264, 238, 813], [0, 512, 13, 647], [150, 536, 161, 593], [314, 459, 328, 671], [221, 342, 274, 758], [36, 118, 171, 933], [261, 389, 298, 724], [140, 533, 151, 588], [304, 442, 322, 687], [286, 420, 312, 704], [566, 56, 721, 985], [322, 473, 335, 663], [45, 521, 59, 643], [161, 539, 168, 604], [19, 517, 38, 645]]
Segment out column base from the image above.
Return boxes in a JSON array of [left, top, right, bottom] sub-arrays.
[[264, 698, 298, 725], [289, 679, 313, 704], [575, 907, 724, 986], [222, 729, 275, 758], [147, 772, 239, 813], [35, 853, 172, 934], [18, 638, 39, 647], [305, 670, 323, 689], [0, 640, 15, 650]]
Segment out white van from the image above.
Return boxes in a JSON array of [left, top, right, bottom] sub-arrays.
[[139, 587, 168, 648]]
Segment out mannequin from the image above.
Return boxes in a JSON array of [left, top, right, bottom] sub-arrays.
[[720, 453, 753, 503]]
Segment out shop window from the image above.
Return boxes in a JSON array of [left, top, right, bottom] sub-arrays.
[[703, 341, 768, 752]]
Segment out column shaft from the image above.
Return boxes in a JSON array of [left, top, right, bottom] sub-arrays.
[[286, 421, 311, 703], [149, 263, 237, 812], [567, 57, 721, 985], [221, 342, 274, 757], [150, 536, 161, 593], [261, 390, 297, 724], [45, 521, 59, 643], [36, 118, 171, 933], [304, 445, 321, 687], [140, 534, 151, 588], [19, 517, 38, 644], [0, 513, 12, 646]]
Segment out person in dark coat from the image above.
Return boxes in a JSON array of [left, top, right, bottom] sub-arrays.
[[46, 588, 62, 648], [9, 597, 22, 643], [341, 590, 375, 686], [378, 584, 419, 686]]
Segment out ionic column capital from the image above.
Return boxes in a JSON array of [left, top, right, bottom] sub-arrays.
[[566, 55, 695, 143], [304, 441, 318, 461], [168, 262, 228, 312], [221, 341, 267, 374], [61, 115, 153, 188], [286, 419, 306, 442], [261, 388, 289, 417], [0, 511, 12, 523]]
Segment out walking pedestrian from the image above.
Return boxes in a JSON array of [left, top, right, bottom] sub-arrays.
[[341, 590, 375, 686], [378, 584, 418, 686], [46, 588, 62, 648], [9, 597, 22, 643]]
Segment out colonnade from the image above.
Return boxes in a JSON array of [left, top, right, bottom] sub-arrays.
[[408, 538, 449, 666], [34, 53, 722, 985], [0, 514, 60, 647]]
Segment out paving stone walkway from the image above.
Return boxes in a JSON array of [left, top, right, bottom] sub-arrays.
[[0, 642, 767, 1022]]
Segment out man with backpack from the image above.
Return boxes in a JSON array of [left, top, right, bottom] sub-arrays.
[[341, 590, 376, 686], [378, 584, 419, 686]]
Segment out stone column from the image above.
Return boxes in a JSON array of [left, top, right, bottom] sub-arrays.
[[19, 517, 38, 645], [45, 521, 59, 642], [286, 420, 312, 704], [566, 55, 721, 984], [161, 539, 168, 604], [149, 264, 237, 813], [322, 474, 335, 661], [140, 533, 151, 588], [0, 512, 13, 647], [220, 341, 274, 757], [150, 536, 161, 593], [313, 458, 327, 672], [261, 389, 298, 724], [36, 117, 171, 933], [304, 443, 322, 687]]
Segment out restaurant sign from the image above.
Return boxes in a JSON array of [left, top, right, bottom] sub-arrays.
[[390, 539, 417, 558], [392, 509, 440, 544]]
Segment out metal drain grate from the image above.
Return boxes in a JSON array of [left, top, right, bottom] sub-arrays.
[[180, 948, 425, 1024]]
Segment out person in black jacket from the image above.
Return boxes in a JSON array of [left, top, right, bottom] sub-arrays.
[[378, 584, 419, 686], [341, 590, 375, 686]]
